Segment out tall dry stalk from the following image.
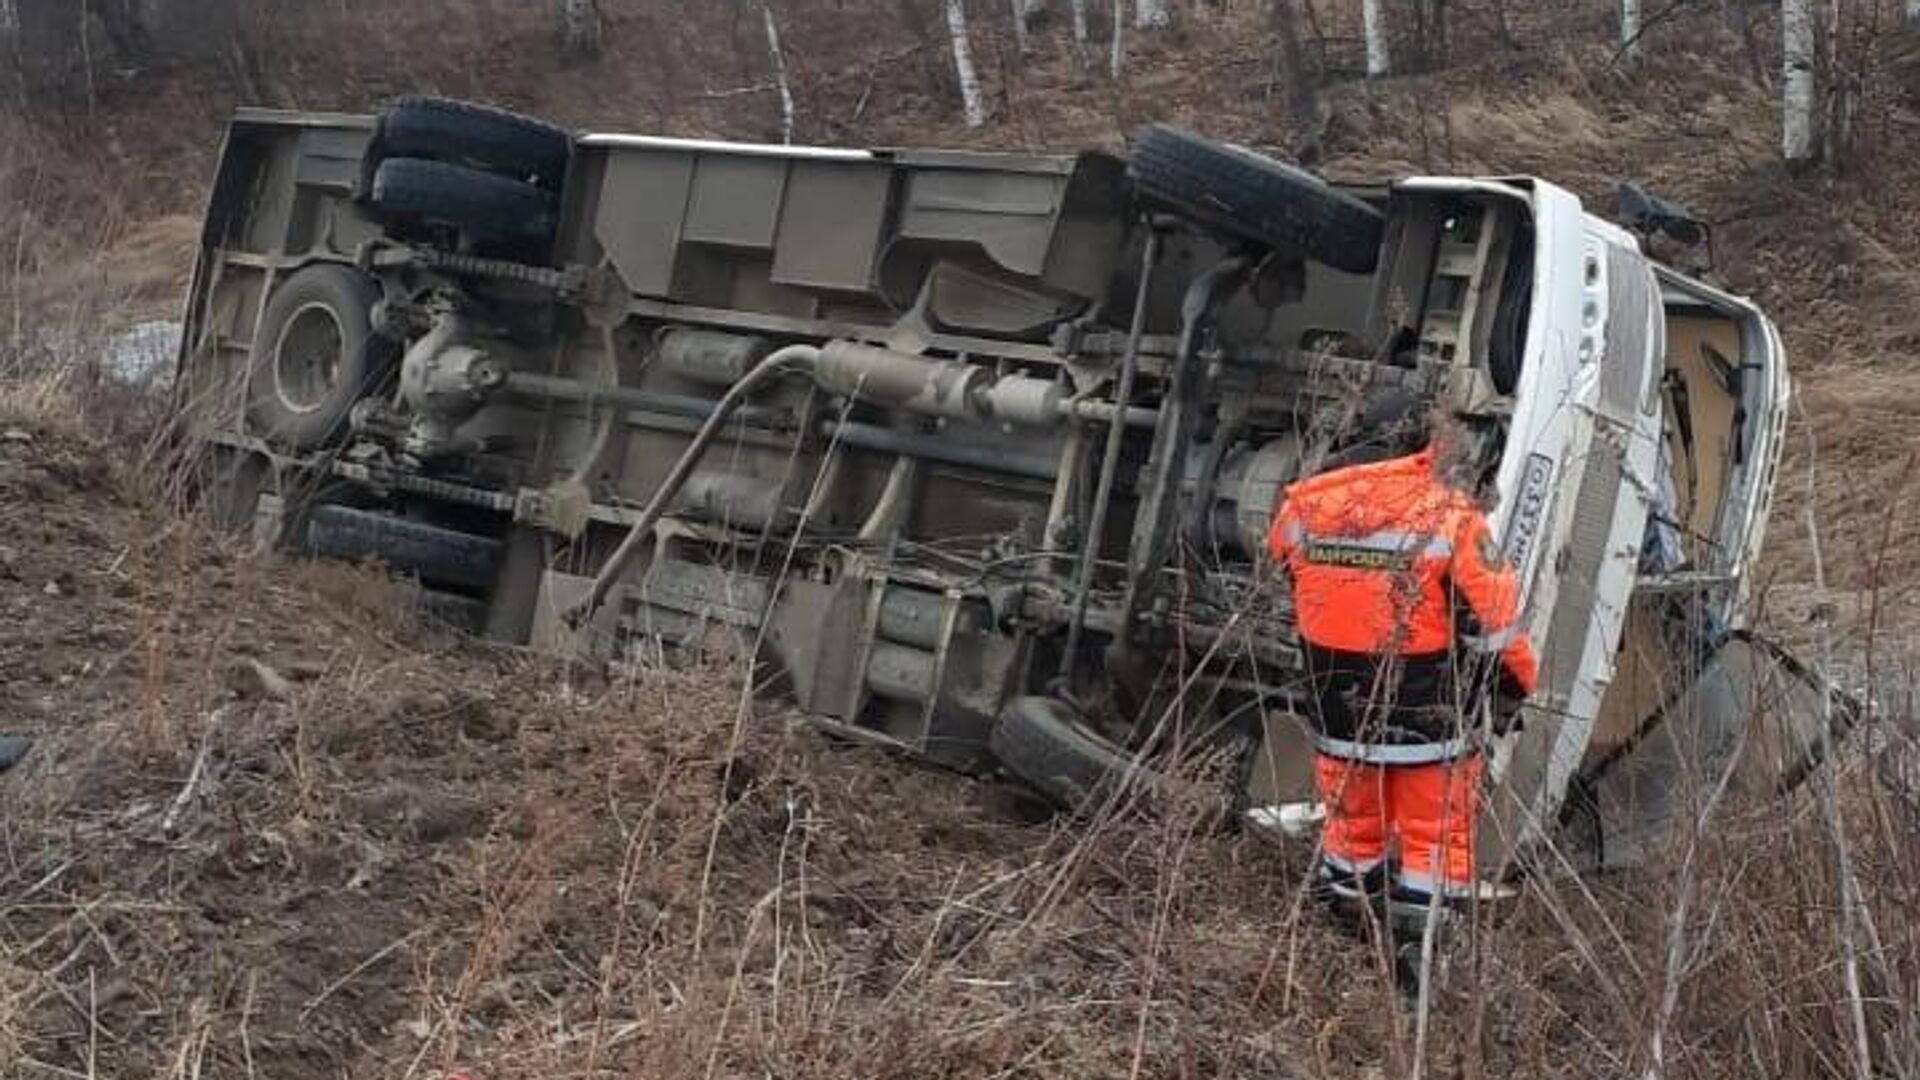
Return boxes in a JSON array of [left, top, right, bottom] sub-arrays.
[[1795, 402, 1874, 1080]]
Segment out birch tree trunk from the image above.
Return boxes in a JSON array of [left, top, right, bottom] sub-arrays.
[[946, 0, 987, 128], [560, 0, 601, 58], [1110, 0, 1125, 78], [1137, 0, 1171, 28], [1009, 0, 1030, 52], [1782, 0, 1816, 163], [1070, 0, 1090, 59], [761, 2, 794, 144], [1621, 0, 1641, 59], [1362, 0, 1390, 77]]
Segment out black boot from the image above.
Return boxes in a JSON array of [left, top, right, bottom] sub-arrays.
[[1310, 860, 1389, 935]]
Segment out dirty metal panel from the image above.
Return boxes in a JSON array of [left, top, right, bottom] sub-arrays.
[[769, 161, 892, 293], [767, 577, 867, 718], [924, 260, 1080, 337], [897, 169, 1067, 279], [242, 133, 304, 256], [684, 155, 787, 250], [595, 150, 696, 298], [1042, 153, 1132, 298], [295, 127, 370, 192], [636, 559, 769, 627], [923, 632, 1020, 769]]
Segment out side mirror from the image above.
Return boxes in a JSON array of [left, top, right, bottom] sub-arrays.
[[1617, 181, 1707, 247]]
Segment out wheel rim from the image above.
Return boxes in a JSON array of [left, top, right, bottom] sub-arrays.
[[273, 302, 346, 414]]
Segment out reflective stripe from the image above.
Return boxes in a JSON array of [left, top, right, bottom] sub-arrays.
[[1394, 870, 1481, 899], [1318, 859, 1386, 900], [1300, 528, 1452, 559], [1321, 853, 1385, 876], [1313, 735, 1470, 764], [1462, 625, 1522, 652]]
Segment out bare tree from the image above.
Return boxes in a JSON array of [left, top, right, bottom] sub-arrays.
[[1137, 0, 1171, 28], [946, 0, 987, 128], [1782, 0, 1816, 163], [560, 0, 602, 59], [1070, 0, 1090, 55], [761, 1, 794, 143], [1621, 0, 1642, 59], [1110, 0, 1125, 78], [1362, 0, 1390, 77]]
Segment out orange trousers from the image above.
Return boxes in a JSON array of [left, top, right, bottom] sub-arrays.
[[1313, 753, 1483, 896]]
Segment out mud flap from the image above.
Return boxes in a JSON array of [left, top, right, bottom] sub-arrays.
[[1558, 630, 1861, 870]]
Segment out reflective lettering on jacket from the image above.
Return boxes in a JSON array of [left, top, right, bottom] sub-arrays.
[[1269, 448, 1541, 699]]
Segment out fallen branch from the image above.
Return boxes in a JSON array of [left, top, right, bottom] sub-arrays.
[[299, 929, 425, 1021], [694, 83, 776, 100], [161, 706, 229, 835]]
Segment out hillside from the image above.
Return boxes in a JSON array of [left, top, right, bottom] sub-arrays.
[[3, 2, 1920, 1077]]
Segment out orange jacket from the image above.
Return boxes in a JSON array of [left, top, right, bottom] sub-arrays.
[[1269, 448, 1539, 697]]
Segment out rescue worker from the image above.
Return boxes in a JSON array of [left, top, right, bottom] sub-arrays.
[[1268, 395, 1538, 913]]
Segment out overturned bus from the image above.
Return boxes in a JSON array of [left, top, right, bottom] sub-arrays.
[[171, 98, 1853, 873]]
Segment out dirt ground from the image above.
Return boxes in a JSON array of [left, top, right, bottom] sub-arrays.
[[5, 2, 1920, 1078]]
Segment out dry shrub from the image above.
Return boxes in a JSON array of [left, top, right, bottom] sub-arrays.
[[0, 110, 182, 463], [1478, 777, 1919, 1077], [388, 673, 1387, 1079], [324, 653, 1920, 1080]]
